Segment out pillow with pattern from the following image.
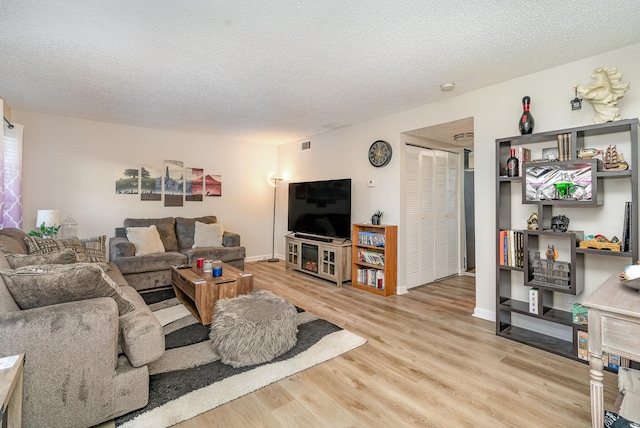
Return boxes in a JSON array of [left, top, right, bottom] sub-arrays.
[[80, 235, 107, 263], [0, 263, 135, 315], [605, 410, 640, 428], [23, 236, 89, 262], [5, 248, 78, 268]]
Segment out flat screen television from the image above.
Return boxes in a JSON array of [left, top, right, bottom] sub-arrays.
[[287, 178, 352, 239]]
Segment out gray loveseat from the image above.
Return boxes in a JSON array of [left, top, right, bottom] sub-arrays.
[[0, 228, 165, 428], [109, 216, 246, 292]]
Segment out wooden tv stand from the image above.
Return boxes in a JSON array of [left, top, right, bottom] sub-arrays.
[[285, 234, 351, 287]]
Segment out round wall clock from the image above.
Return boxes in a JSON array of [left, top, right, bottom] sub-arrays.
[[368, 140, 392, 167]]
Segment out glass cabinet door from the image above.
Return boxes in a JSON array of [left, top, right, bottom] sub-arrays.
[[287, 241, 299, 265], [321, 249, 336, 277]]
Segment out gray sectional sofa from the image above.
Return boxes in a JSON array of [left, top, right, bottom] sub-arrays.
[[109, 216, 246, 292], [0, 228, 165, 428]]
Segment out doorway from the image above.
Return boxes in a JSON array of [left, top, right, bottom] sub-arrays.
[[403, 117, 475, 288], [404, 145, 459, 287]]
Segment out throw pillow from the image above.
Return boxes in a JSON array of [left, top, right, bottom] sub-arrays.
[[5, 248, 78, 269], [620, 391, 640, 426], [0, 251, 10, 269], [0, 228, 29, 254], [192, 221, 224, 248], [605, 410, 640, 428], [80, 235, 107, 263], [175, 216, 216, 249], [126, 225, 165, 256], [0, 263, 135, 315], [123, 217, 178, 251], [23, 236, 89, 262]]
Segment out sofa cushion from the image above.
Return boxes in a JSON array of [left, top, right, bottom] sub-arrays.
[[118, 285, 165, 367], [80, 235, 107, 263], [124, 217, 178, 251], [0, 251, 11, 269], [5, 248, 78, 268], [0, 252, 19, 313], [23, 236, 89, 261], [113, 251, 187, 275], [0, 228, 28, 254], [175, 216, 217, 249], [126, 225, 165, 256], [0, 263, 135, 315], [192, 221, 224, 248]]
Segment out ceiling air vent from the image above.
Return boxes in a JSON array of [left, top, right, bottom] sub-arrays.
[[300, 141, 311, 151]]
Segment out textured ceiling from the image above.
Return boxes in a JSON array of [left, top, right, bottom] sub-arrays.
[[1, 1, 640, 145]]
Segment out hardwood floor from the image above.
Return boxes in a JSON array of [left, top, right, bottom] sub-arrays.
[[172, 261, 617, 427]]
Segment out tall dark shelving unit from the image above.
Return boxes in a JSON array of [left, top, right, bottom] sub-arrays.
[[495, 118, 640, 361]]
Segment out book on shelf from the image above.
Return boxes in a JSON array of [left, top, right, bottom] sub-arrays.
[[517, 147, 531, 177], [356, 268, 385, 289], [578, 330, 589, 361], [622, 201, 631, 252], [357, 231, 386, 247], [603, 352, 630, 370], [609, 353, 621, 370], [499, 230, 524, 268], [357, 249, 385, 266], [572, 303, 588, 325]]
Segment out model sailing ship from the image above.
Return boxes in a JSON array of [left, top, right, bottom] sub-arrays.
[[604, 145, 629, 170]]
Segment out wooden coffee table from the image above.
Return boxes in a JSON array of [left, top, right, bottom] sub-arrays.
[[171, 263, 254, 325]]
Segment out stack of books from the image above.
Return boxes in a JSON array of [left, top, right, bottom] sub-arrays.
[[357, 231, 386, 247], [356, 268, 385, 289], [357, 249, 385, 266], [499, 230, 524, 268]]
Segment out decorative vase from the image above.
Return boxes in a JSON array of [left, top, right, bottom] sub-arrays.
[[371, 215, 380, 225], [519, 96, 535, 135]]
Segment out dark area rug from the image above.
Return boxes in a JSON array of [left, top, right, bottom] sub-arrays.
[[115, 289, 366, 427]]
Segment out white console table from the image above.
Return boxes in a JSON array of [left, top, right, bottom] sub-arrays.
[[582, 273, 640, 428]]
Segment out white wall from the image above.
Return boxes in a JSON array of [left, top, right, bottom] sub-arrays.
[[277, 42, 640, 319], [11, 111, 279, 261]]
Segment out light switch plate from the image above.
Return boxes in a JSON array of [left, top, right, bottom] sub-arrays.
[[367, 179, 376, 187]]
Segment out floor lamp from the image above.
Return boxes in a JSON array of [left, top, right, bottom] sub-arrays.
[[267, 173, 283, 262]]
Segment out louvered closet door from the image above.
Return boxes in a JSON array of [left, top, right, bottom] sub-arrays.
[[405, 146, 422, 287], [434, 151, 459, 279], [405, 145, 459, 288], [405, 146, 435, 288]]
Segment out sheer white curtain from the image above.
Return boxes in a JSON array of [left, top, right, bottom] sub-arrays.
[[1, 122, 23, 229]]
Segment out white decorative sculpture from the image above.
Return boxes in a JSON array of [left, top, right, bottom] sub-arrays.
[[575, 67, 630, 124]]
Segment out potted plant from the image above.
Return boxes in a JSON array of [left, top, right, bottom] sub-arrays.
[[29, 222, 61, 238]]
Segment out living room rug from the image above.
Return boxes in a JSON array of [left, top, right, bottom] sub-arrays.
[[114, 289, 367, 427]]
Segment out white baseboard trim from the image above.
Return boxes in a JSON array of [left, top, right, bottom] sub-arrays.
[[245, 255, 283, 263], [473, 307, 495, 322], [396, 285, 409, 295]]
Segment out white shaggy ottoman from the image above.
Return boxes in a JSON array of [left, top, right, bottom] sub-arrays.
[[209, 289, 298, 368]]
